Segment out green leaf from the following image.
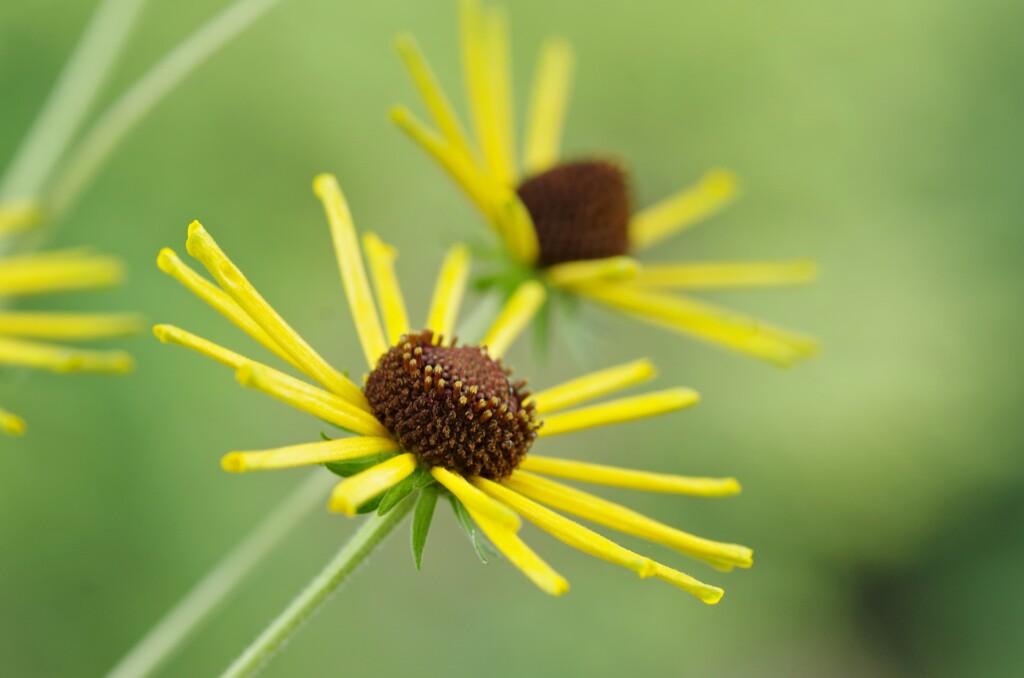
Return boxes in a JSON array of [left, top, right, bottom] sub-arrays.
[[377, 468, 431, 516], [411, 484, 439, 569], [323, 451, 396, 478], [447, 494, 499, 563]]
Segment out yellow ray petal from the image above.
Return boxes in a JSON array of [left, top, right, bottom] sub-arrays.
[[650, 565, 725, 604], [629, 169, 739, 251], [474, 477, 653, 577], [544, 256, 638, 288], [0, 406, 27, 436], [0, 200, 44, 235], [506, 471, 753, 570], [312, 176, 388, 369], [362, 233, 410, 345], [523, 37, 574, 175], [390, 106, 500, 223], [0, 336, 132, 373], [482, 4, 516, 183], [157, 248, 306, 376], [632, 260, 819, 290], [461, 0, 513, 186], [539, 387, 698, 438], [0, 248, 123, 296], [222, 436, 398, 473], [493, 188, 540, 264], [153, 323, 248, 369], [430, 467, 520, 532], [425, 244, 470, 340], [519, 456, 741, 497], [328, 453, 417, 515], [530, 358, 656, 414], [464, 502, 569, 596], [0, 312, 141, 340], [481, 280, 545, 358], [235, 363, 388, 438], [184, 222, 367, 405], [394, 33, 477, 163], [577, 282, 819, 367]]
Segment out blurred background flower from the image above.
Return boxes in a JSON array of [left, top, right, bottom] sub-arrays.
[[0, 0, 1021, 676]]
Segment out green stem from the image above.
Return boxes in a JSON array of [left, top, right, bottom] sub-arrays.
[[0, 0, 149, 203], [220, 497, 416, 678], [105, 471, 334, 678], [44, 0, 287, 221]]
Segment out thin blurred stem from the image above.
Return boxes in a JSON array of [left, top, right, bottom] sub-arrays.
[[0, 0, 149, 203], [105, 471, 334, 678], [45, 0, 287, 221], [221, 497, 416, 678]]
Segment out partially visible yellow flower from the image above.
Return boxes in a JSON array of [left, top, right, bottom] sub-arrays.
[[0, 205, 137, 435], [391, 0, 818, 366], [154, 173, 752, 602]]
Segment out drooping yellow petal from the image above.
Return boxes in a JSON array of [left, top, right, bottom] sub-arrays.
[[632, 260, 819, 290], [0, 248, 123, 296], [430, 467, 520, 532], [539, 387, 699, 438], [529, 359, 656, 414], [461, 0, 511, 186], [651, 565, 725, 604], [390, 106, 500, 223], [0, 200, 44, 235], [545, 256, 638, 288], [394, 33, 477, 163], [157, 248, 307, 376], [493, 188, 540, 264], [0, 336, 132, 373], [362, 233, 410, 345], [0, 312, 141, 340], [222, 436, 398, 473], [328, 453, 417, 515], [576, 282, 819, 367], [481, 280, 545, 358], [235, 363, 388, 438], [185, 222, 369, 403], [0, 406, 26, 436], [506, 471, 753, 571], [312, 176, 388, 369], [425, 244, 470, 340], [153, 324, 249, 370], [474, 477, 654, 577], [523, 37, 574, 175], [464, 501, 569, 596], [629, 169, 739, 251], [519, 456, 741, 497]]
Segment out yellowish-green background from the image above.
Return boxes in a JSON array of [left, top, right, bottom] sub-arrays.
[[2, 0, 1022, 675]]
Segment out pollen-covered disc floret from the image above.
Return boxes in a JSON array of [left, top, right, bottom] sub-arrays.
[[516, 160, 631, 267], [364, 330, 538, 478]]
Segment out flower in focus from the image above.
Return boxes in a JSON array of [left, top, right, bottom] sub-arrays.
[[391, 0, 818, 366], [154, 173, 752, 602], [0, 207, 137, 435]]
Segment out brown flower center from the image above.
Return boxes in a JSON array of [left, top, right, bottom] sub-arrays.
[[516, 159, 631, 267], [364, 330, 539, 479]]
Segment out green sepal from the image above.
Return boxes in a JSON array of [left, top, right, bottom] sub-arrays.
[[447, 494, 499, 563], [355, 492, 385, 514], [411, 484, 439, 569], [377, 468, 433, 516], [323, 451, 396, 478]]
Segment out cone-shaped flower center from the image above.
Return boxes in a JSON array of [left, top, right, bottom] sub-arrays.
[[364, 330, 538, 478], [517, 160, 631, 268]]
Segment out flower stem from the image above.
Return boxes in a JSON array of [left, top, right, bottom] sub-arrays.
[[105, 471, 334, 678], [221, 497, 415, 678]]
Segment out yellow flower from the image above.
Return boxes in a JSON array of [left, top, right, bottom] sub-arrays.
[[154, 173, 752, 602], [0, 205, 137, 435], [391, 0, 818, 366]]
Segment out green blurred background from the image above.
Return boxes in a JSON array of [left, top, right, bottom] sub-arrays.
[[2, 0, 1022, 675]]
